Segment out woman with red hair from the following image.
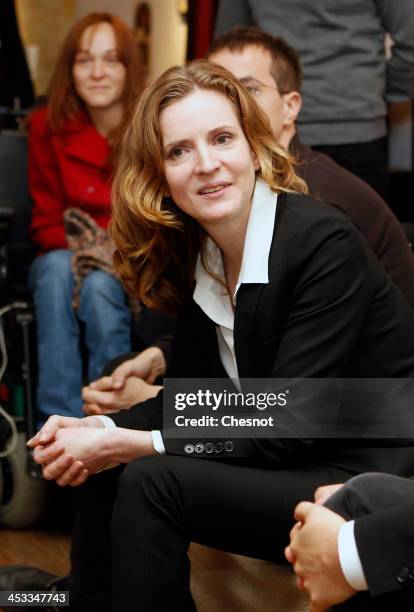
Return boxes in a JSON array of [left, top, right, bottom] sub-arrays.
[[28, 13, 144, 426]]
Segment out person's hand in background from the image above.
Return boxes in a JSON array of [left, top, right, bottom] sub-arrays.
[[82, 346, 165, 414]]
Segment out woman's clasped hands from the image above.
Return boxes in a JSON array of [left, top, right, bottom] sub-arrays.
[[26, 414, 155, 486], [27, 415, 110, 486]]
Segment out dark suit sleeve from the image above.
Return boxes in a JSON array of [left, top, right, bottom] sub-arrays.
[[355, 504, 414, 597]]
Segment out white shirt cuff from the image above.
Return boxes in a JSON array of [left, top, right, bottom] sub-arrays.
[[338, 520, 368, 591], [151, 430, 166, 454], [95, 415, 117, 429]]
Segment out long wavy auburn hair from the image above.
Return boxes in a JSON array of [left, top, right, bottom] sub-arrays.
[[47, 12, 144, 134], [111, 59, 307, 315]]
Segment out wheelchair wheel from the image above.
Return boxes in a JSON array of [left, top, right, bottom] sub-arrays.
[[0, 431, 48, 529]]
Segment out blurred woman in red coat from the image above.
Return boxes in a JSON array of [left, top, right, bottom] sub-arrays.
[[28, 13, 144, 426]]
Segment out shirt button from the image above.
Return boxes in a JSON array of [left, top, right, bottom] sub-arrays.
[[86, 185, 95, 194], [204, 442, 214, 454], [224, 441, 234, 452], [194, 443, 205, 454], [184, 444, 194, 455], [397, 566, 410, 584], [214, 442, 224, 453]]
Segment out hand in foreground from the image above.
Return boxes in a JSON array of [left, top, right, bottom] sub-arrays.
[[285, 502, 355, 612], [32, 426, 155, 486], [83, 375, 162, 415], [27, 414, 104, 448], [33, 427, 118, 480], [314, 483, 344, 505]]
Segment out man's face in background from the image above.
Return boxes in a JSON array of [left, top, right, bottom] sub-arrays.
[[209, 44, 289, 143]]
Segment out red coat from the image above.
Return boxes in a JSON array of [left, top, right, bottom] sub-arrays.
[[29, 106, 113, 253]]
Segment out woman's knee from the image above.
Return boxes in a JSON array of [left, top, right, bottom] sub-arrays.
[[116, 456, 184, 510], [30, 249, 73, 286], [119, 456, 171, 490], [80, 270, 126, 305]]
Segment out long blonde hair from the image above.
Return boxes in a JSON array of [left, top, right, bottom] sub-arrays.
[[111, 59, 307, 314]]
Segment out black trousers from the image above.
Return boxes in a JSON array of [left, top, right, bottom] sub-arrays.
[[312, 137, 388, 201], [68, 454, 353, 612]]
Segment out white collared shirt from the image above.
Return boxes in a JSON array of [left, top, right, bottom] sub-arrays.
[[193, 178, 278, 384]]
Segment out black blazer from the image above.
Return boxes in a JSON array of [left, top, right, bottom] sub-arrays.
[[355, 504, 414, 598], [325, 473, 414, 605], [113, 192, 414, 474]]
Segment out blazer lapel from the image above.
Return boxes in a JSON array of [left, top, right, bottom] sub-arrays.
[[233, 192, 289, 379], [234, 283, 265, 378]]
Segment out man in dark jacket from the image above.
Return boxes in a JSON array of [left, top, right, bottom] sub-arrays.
[[286, 473, 414, 610]]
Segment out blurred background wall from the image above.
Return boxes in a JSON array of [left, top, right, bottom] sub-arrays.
[[15, 0, 76, 96]]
